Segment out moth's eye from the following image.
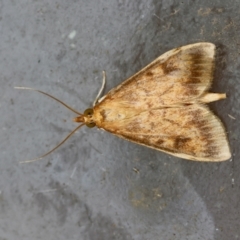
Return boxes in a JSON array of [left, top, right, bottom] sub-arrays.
[[86, 122, 96, 128], [84, 108, 94, 116]]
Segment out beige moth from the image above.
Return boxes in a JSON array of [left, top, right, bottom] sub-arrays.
[[16, 42, 231, 162]]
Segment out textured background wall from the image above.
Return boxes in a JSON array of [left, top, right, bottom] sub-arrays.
[[0, 0, 239, 239]]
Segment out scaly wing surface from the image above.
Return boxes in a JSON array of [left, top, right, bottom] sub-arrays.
[[94, 43, 230, 161], [97, 105, 230, 161], [98, 42, 215, 109]]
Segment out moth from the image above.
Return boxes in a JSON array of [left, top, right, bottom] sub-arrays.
[[17, 42, 231, 163]]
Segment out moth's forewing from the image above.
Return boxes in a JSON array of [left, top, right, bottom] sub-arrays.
[[93, 43, 231, 161], [95, 105, 230, 161], [98, 42, 215, 107]]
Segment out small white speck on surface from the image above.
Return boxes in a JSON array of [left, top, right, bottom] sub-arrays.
[[68, 30, 77, 39], [228, 114, 236, 120], [70, 166, 77, 179], [36, 189, 58, 194], [70, 43, 76, 49]]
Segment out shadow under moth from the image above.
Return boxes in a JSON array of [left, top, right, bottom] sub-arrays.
[[16, 42, 231, 162]]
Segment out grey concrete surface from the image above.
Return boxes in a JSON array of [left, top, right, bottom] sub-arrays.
[[0, 0, 239, 239]]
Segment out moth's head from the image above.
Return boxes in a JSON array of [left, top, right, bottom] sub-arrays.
[[73, 108, 96, 128]]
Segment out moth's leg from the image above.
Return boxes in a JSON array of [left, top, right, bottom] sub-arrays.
[[93, 71, 106, 106]]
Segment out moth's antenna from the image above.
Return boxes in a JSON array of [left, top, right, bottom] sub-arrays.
[[93, 71, 106, 106], [20, 123, 85, 163], [14, 87, 83, 115]]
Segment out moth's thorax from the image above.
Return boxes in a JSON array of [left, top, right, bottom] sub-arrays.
[[93, 100, 141, 128]]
